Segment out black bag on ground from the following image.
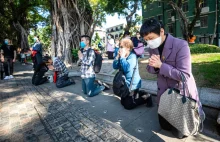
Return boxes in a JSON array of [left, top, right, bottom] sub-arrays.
[[87, 48, 103, 73]]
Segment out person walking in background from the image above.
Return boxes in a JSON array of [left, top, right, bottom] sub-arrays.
[[0, 51, 4, 80], [106, 34, 115, 59], [0, 38, 16, 80], [123, 31, 131, 39], [140, 18, 205, 139], [20, 50, 26, 65], [78, 35, 105, 97], [113, 38, 152, 110], [114, 38, 120, 58], [131, 31, 145, 58]]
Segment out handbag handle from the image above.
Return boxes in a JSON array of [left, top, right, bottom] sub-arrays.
[[180, 72, 192, 99], [129, 58, 138, 92]]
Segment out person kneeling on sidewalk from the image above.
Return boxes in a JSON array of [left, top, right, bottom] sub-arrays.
[[47, 57, 75, 88], [32, 56, 50, 86], [113, 38, 152, 110], [78, 35, 105, 97]]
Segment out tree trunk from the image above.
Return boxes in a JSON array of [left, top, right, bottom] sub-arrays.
[[13, 21, 29, 50], [210, 0, 218, 45], [125, 0, 139, 31], [51, 0, 93, 65]]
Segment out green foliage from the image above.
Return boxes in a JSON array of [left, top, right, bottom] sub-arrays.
[[190, 44, 220, 54], [72, 48, 79, 62], [92, 33, 102, 50]]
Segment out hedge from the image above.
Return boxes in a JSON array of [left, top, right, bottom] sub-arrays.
[[189, 44, 220, 54]]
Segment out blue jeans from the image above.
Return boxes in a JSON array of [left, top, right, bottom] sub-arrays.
[[82, 77, 102, 97]]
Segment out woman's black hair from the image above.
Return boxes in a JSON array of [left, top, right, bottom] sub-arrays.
[[42, 55, 51, 63], [140, 18, 161, 37]]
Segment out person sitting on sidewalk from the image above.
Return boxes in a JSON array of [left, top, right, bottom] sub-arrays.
[[113, 38, 152, 110], [32, 56, 50, 86], [0, 38, 16, 80], [78, 35, 105, 97], [47, 56, 75, 88]]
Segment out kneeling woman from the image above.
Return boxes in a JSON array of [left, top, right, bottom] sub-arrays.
[[32, 56, 50, 86], [113, 39, 152, 110]]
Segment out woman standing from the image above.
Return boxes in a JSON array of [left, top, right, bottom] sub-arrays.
[[106, 34, 115, 59]]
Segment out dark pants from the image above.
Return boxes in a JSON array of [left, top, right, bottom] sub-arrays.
[[32, 70, 48, 86], [4, 58, 14, 76], [107, 51, 114, 59], [0, 71, 3, 80], [158, 114, 185, 138], [82, 77, 103, 97], [56, 74, 74, 88], [121, 89, 147, 110]]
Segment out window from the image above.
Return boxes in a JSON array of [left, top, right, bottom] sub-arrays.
[[182, 2, 188, 12], [199, 37, 209, 44], [149, 3, 153, 10], [158, 15, 162, 21], [167, 11, 172, 19], [158, 1, 161, 7], [201, 0, 208, 8], [167, 24, 174, 34], [200, 16, 208, 27]]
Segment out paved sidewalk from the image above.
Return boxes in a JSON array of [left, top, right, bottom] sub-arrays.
[[0, 63, 219, 142]]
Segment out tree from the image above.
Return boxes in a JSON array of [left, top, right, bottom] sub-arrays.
[[50, 0, 93, 65], [0, 0, 48, 49], [210, 0, 218, 45], [104, 0, 144, 31], [89, 0, 107, 37]]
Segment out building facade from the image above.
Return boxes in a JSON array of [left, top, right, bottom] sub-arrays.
[[142, 0, 220, 46], [106, 23, 126, 40]]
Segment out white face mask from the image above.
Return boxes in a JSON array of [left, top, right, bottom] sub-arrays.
[[146, 36, 162, 49]]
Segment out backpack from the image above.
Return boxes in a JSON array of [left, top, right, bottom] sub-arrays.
[[87, 48, 103, 73]]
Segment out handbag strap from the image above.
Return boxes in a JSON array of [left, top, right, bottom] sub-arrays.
[[180, 72, 192, 98], [129, 58, 138, 92]]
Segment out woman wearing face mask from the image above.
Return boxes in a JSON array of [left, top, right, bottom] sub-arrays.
[[140, 18, 205, 138], [106, 34, 115, 59], [113, 39, 152, 110]]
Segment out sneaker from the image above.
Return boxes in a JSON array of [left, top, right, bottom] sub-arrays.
[[4, 76, 10, 80], [100, 86, 105, 91], [9, 75, 14, 79]]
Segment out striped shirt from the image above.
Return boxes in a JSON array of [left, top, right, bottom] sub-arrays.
[[53, 57, 69, 78], [80, 48, 95, 78]]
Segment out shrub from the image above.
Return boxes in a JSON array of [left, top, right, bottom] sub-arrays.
[[190, 44, 220, 54], [72, 48, 79, 62]]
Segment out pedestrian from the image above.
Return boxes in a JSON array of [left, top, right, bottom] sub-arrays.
[[106, 34, 115, 59], [0, 52, 4, 80], [0, 38, 16, 80], [123, 31, 131, 39], [20, 50, 26, 65], [32, 56, 50, 86], [78, 35, 105, 97], [140, 18, 205, 138], [114, 38, 120, 58], [113, 38, 152, 110], [47, 57, 75, 88], [131, 31, 145, 58]]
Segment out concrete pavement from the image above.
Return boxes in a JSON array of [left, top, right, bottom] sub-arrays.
[[0, 63, 219, 142]]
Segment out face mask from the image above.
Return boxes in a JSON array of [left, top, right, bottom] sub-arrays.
[[4, 40, 8, 45], [80, 41, 86, 48], [146, 36, 162, 49], [108, 36, 111, 39]]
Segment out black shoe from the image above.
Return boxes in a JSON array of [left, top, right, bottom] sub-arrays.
[[146, 94, 153, 107]]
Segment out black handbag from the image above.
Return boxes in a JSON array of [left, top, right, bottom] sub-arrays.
[[113, 58, 138, 98]]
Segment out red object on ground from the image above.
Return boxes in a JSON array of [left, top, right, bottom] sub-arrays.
[[53, 71, 57, 83]]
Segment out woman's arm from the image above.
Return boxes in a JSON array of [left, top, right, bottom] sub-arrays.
[[159, 44, 191, 81]]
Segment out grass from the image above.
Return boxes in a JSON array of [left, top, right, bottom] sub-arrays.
[[138, 53, 220, 89]]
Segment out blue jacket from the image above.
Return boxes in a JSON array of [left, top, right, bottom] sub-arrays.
[[113, 52, 141, 90]]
